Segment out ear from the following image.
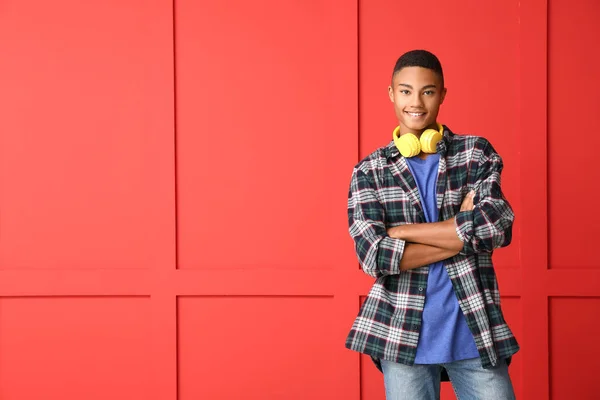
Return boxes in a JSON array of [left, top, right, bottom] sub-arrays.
[[440, 87, 448, 104], [388, 85, 394, 102]]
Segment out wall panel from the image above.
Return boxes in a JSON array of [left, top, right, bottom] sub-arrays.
[[0, 297, 151, 400], [549, 298, 600, 400], [0, 0, 175, 270], [178, 296, 336, 399], [175, 0, 358, 270], [548, 0, 600, 269]]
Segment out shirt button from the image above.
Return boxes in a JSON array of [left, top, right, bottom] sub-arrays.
[[418, 287, 424, 291]]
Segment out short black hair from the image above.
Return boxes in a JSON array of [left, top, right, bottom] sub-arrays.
[[391, 50, 444, 87]]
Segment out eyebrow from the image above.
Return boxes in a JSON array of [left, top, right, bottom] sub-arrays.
[[398, 84, 437, 90]]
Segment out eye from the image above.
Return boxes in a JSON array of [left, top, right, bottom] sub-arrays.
[[423, 90, 435, 96], [400, 90, 410, 95]]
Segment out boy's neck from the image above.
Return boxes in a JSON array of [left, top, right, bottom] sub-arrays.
[[398, 121, 439, 138]]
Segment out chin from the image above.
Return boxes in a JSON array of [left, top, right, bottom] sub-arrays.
[[401, 119, 431, 132]]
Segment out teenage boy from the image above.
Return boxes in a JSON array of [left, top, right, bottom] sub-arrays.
[[345, 50, 518, 400]]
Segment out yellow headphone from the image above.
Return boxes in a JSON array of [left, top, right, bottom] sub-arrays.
[[393, 123, 444, 158]]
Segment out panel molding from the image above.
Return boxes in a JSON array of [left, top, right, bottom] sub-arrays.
[[519, 0, 550, 399], [547, 270, 600, 296], [0, 270, 151, 296]]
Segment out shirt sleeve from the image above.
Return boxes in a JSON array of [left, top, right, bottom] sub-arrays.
[[454, 139, 514, 255], [347, 167, 405, 278]]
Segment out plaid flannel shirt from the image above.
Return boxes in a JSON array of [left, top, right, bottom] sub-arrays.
[[345, 125, 519, 371]]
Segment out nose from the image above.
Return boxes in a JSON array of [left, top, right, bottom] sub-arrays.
[[410, 93, 424, 108]]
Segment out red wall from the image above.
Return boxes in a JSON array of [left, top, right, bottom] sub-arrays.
[[0, 0, 598, 399]]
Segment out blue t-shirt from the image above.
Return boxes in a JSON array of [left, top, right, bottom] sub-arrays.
[[405, 154, 480, 364]]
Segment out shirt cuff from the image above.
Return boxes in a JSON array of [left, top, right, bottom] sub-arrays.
[[455, 210, 474, 245], [377, 236, 405, 275]]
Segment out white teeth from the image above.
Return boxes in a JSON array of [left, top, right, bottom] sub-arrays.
[[407, 112, 424, 117]]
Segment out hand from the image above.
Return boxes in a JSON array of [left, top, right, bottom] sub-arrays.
[[460, 191, 475, 212], [387, 225, 402, 238]]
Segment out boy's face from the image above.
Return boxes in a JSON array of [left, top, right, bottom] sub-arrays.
[[388, 66, 447, 134]]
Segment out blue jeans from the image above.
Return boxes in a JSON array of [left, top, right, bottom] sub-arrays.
[[381, 357, 516, 400]]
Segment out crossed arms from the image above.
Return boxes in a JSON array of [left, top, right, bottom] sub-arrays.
[[348, 140, 514, 279], [386, 193, 474, 271]]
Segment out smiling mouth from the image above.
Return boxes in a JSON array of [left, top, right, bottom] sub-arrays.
[[405, 111, 426, 117]]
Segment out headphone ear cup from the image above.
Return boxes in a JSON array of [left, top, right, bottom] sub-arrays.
[[394, 133, 421, 157], [420, 128, 443, 153]]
